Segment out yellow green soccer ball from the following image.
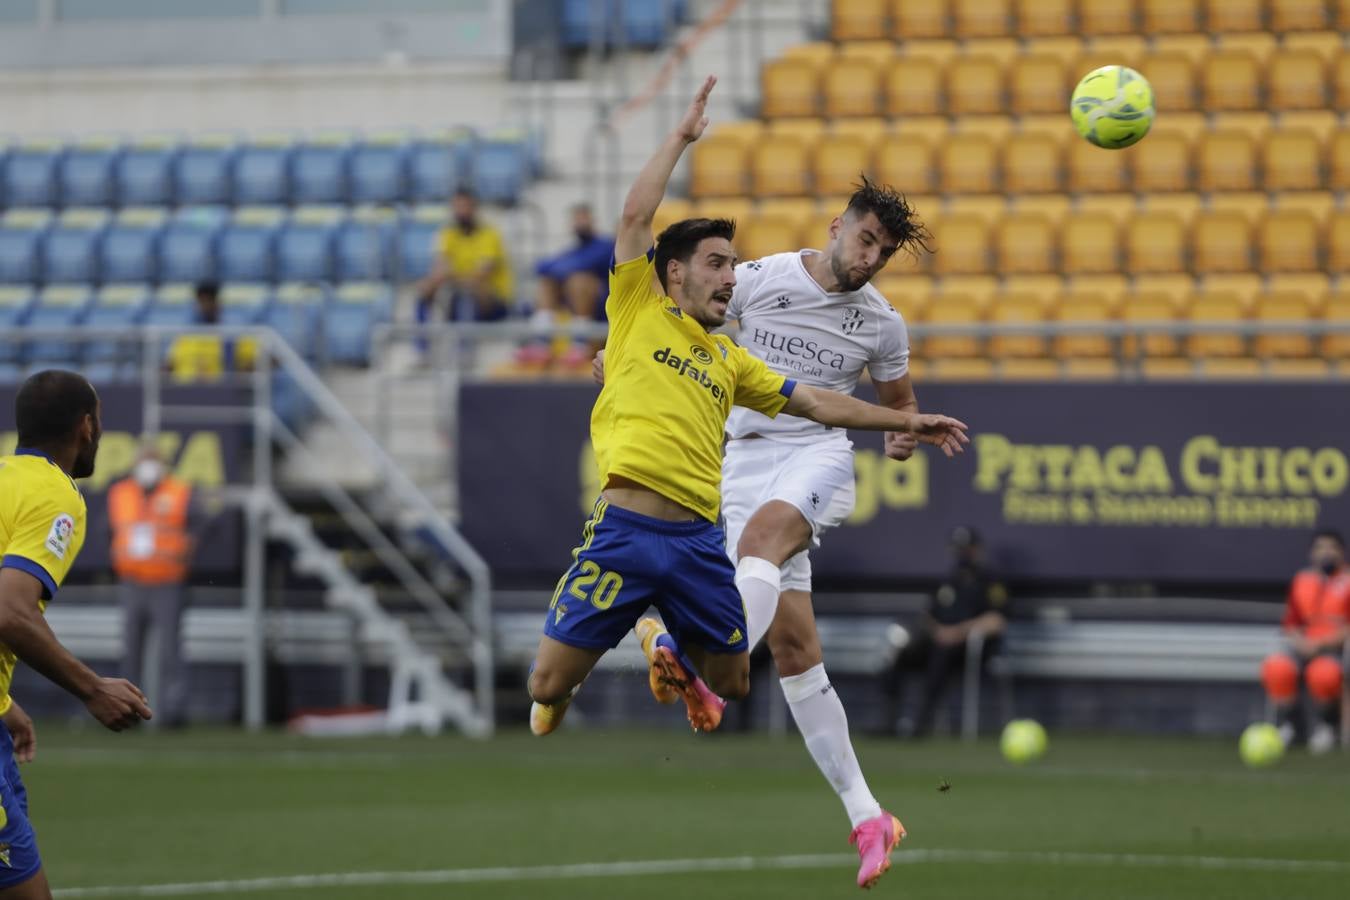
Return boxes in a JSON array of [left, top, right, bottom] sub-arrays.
[[1238, 723, 1285, 768], [1070, 65, 1155, 149], [1000, 719, 1048, 765]]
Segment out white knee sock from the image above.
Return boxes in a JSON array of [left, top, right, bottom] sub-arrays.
[[781, 663, 882, 828], [736, 556, 781, 650]]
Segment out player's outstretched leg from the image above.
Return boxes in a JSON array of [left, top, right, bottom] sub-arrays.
[[850, 812, 906, 890], [528, 637, 604, 737], [635, 617, 725, 732]]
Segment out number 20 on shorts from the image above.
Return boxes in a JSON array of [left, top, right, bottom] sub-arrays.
[[567, 560, 623, 610]]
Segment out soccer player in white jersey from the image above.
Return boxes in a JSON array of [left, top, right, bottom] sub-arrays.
[[595, 178, 934, 889]]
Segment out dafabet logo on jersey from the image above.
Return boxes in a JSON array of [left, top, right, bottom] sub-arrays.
[[652, 347, 726, 402]]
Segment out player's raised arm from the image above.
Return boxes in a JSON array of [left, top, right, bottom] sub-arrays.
[[613, 75, 717, 264], [782, 384, 970, 458]]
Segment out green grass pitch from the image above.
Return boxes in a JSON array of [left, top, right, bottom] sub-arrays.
[[21, 725, 1350, 899]]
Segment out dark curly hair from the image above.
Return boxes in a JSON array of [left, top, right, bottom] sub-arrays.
[[844, 175, 932, 259]]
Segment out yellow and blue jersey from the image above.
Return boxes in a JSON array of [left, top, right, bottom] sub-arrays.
[[0, 449, 87, 717], [591, 250, 795, 522]]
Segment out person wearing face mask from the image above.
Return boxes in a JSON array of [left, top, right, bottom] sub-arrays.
[[414, 189, 513, 356], [1260, 528, 1349, 754], [516, 203, 616, 372], [107, 445, 196, 729]]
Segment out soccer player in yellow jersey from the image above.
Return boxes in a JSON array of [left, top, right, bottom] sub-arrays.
[[0, 370, 153, 899], [527, 76, 966, 741]]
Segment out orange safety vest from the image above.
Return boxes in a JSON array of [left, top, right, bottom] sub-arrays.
[[108, 476, 192, 585], [1283, 567, 1350, 641]]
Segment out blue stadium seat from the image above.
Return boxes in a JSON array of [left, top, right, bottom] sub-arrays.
[[217, 206, 284, 283], [561, 0, 683, 48], [396, 205, 447, 283], [173, 134, 235, 206], [220, 282, 272, 327], [325, 282, 391, 365], [158, 207, 227, 283], [0, 209, 52, 284], [335, 205, 395, 281], [471, 133, 529, 205], [0, 287, 36, 364], [291, 132, 351, 205], [41, 208, 109, 285], [267, 282, 324, 358], [85, 285, 151, 364], [232, 134, 294, 206], [1, 137, 62, 208], [58, 135, 121, 208], [409, 127, 474, 203], [270, 369, 315, 433], [276, 205, 340, 283], [115, 133, 179, 207], [349, 131, 410, 204], [25, 285, 93, 364], [100, 207, 166, 284], [145, 283, 198, 328], [78, 361, 140, 385]]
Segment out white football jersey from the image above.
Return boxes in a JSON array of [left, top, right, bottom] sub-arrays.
[[725, 249, 910, 443]]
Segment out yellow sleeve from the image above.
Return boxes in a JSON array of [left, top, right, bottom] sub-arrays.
[[728, 341, 794, 417], [604, 248, 660, 339], [0, 485, 86, 600], [486, 227, 513, 299]]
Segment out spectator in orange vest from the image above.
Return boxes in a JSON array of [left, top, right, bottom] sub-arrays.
[[1260, 528, 1349, 755], [107, 445, 197, 728]]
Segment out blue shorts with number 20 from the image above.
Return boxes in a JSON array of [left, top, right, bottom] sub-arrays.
[[0, 722, 42, 889], [544, 499, 748, 654]]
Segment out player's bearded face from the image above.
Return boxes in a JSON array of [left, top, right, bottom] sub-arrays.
[[830, 212, 897, 292], [680, 239, 737, 328], [73, 401, 102, 479]]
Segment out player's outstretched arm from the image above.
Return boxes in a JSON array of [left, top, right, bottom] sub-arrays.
[[783, 384, 970, 458], [0, 568, 153, 731], [614, 74, 717, 264]]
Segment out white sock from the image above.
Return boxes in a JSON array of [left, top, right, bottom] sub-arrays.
[[781, 663, 882, 828], [736, 556, 781, 650]]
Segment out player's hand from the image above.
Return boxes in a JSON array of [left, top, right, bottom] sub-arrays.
[[676, 75, 716, 144], [85, 677, 153, 732], [885, 431, 918, 461], [592, 349, 607, 386], [2, 700, 36, 763], [907, 414, 970, 458]]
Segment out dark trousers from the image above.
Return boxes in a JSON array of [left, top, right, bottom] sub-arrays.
[[121, 582, 189, 725], [882, 630, 1002, 736]]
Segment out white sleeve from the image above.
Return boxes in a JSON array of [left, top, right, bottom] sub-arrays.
[[728, 260, 763, 321], [868, 312, 910, 382]]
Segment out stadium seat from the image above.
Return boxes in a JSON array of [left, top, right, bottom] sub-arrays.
[[698, 197, 754, 228], [0, 210, 51, 284], [1187, 293, 1248, 358], [1060, 213, 1118, 274], [232, 133, 294, 205], [1135, 273, 1196, 305], [1255, 292, 1317, 358], [940, 134, 998, 194], [651, 199, 696, 237], [1192, 213, 1253, 273], [1067, 139, 1128, 193], [946, 56, 1003, 116], [689, 134, 748, 198], [84, 285, 151, 363], [2, 137, 62, 208], [1149, 35, 1209, 68], [823, 57, 882, 118], [1015, 195, 1071, 228], [767, 118, 826, 152], [173, 133, 235, 206], [1331, 132, 1350, 190], [144, 283, 198, 330], [738, 215, 801, 262], [472, 131, 531, 205], [264, 282, 324, 360], [1328, 211, 1350, 272], [931, 214, 990, 275], [761, 57, 821, 118], [1009, 55, 1067, 115], [782, 41, 836, 68], [1280, 110, 1339, 146], [994, 214, 1056, 275], [1140, 192, 1202, 228], [25, 286, 93, 364], [943, 194, 1004, 226], [290, 132, 351, 205], [1198, 131, 1257, 191], [1140, 53, 1196, 112], [750, 139, 810, 197], [891, 0, 947, 38], [1198, 273, 1261, 310], [349, 131, 410, 205], [953, 0, 1012, 36], [276, 205, 341, 283], [218, 284, 270, 333], [0, 287, 35, 364], [335, 205, 395, 282], [58, 135, 120, 208], [1126, 213, 1187, 274], [872, 273, 934, 317], [1260, 210, 1321, 273], [1208, 191, 1268, 227], [832, 0, 888, 40], [813, 137, 871, 197], [1210, 111, 1272, 145], [1268, 51, 1327, 111], [901, 38, 961, 67], [1268, 272, 1330, 306], [1003, 133, 1061, 193], [1140, 0, 1201, 32], [988, 291, 1048, 358], [115, 133, 178, 207], [218, 206, 284, 283], [396, 205, 446, 283], [1054, 289, 1116, 359], [873, 134, 935, 194], [1013, 0, 1071, 35], [1281, 30, 1342, 64], [1078, 0, 1137, 34], [1263, 130, 1321, 192], [409, 127, 473, 203], [922, 286, 988, 358], [1322, 290, 1350, 358], [1129, 131, 1192, 192], [1204, 0, 1263, 31], [884, 57, 943, 117], [1218, 31, 1277, 65], [1121, 291, 1180, 359], [326, 282, 390, 365], [1203, 52, 1262, 110], [758, 197, 817, 233], [1077, 36, 1148, 77], [158, 207, 227, 284], [99, 207, 166, 284], [618, 0, 680, 46], [41, 208, 108, 285], [1269, 0, 1329, 31], [1074, 194, 1134, 227]]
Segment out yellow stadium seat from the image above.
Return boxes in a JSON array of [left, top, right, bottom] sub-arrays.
[[1064, 358, 1123, 378], [1203, 51, 1262, 111], [995, 214, 1057, 275], [783, 42, 837, 67], [767, 118, 827, 152], [1192, 213, 1254, 273], [1199, 273, 1263, 310], [750, 139, 811, 197], [1138, 358, 1196, 377], [1274, 192, 1334, 230], [1200, 358, 1264, 377], [1270, 0, 1330, 31], [762, 58, 821, 118], [1205, 0, 1264, 31], [1281, 31, 1343, 65], [1263, 130, 1323, 192], [1140, 52, 1197, 112], [824, 57, 883, 118], [1217, 32, 1277, 65], [1024, 35, 1082, 61], [1079, 0, 1137, 35], [921, 291, 985, 358], [1268, 273, 1330, 308], [1187, 293, 1248, 358], [1278, 110, 1338, 145], [831, 117, 890, 152], [1061, 214, 1119, 274], [1076, 194, 1136, 228], [1122, 292, 1181, 359], [874, 134, 935, 194], [1332, 132, 1350, 190], [1140, 0, 1201, 33], [901, 39, 961, 68], [1322, 291, 1350, 358], [1126, 213, 1187, 274], [1004, 274, 1063, 300], [1010, 55, 1067, 115], [1339, 0, 1350, 31], [698, 197, 755, 228], [989, 292, 1050, 357], [940, 134, 999, 194], [737, 215, 802, 263], [1198, 131, 1257, 192], [1141, 193, 1202, 228], [1152, 34, 1213, 66], [1130, 131, 1193, 192], [1268, 51, 1328, 111], [1075, 36, 1147, 75], [931, 214, 991, 275], [1335, 55, 1350, 112], [1000, 358, 1063, 379], [1071, 274, 1130, 303], [1266, 358, 1331, 378], [1134, 274, 1196, 304], [925, 358, 996, 380], [833, 0, 889, 41], [1055, 292, 1117, 359], [814, 136, 873, 197], [689, 135, 747, 198], [885, 57, 943, 117], [940, 275, 999, 304], [1015, 195, 1072, 228], [1017, 113, 1074, 145], [652, 199, 696, 237], [756, 197, 817, 227], [1210, 112, 1272, 144], [953, 0, 1012, 37], [1003, 133, 1062, 194], [892, 0, 948, 38], [1146, 111, 1208, 146], [947, 56, 1004, 115], [963, 37, 1021, 67], [839, 40, 897, 66], [872, 274, 935, 318], [1015, 0, 1072, 35], [1207, 192, 1268, 228], [707, 120, 764, 149], [945, 195, 1007, 226], [1067, 139, 1129, 193], [1255, 292, 1317, 358], [1327, 212, 1350, 271], [897, 116, 952, 147], [953, 116, 1015, 149]]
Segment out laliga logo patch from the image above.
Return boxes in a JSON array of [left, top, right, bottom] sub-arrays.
[[842, 308, 864, 335], [690, 345, 714, 365], [45, 513, 75, 560]]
